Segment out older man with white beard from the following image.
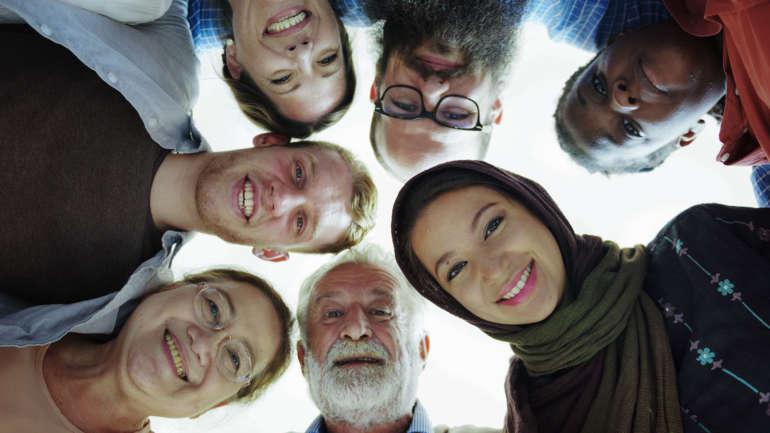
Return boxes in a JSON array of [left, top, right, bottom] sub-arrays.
[[293, 245, 501, 433]]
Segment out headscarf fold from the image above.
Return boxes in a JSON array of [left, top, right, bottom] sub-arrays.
[[391, 161, 682, 433]]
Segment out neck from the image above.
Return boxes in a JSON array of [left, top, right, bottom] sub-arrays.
[[150, 152, 210, 231], [325, 414, 413, 433], [43, 335, 148, 433]]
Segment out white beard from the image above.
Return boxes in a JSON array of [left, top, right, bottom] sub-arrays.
[[304, 338, 422, 429]]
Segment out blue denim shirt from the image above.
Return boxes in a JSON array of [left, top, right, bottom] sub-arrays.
[[0, 0, 205, 153], [303, 401, 432, 433]]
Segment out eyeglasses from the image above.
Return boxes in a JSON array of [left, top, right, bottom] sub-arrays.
[[373, 85, 490, 132], [194, 284, 254, 384]]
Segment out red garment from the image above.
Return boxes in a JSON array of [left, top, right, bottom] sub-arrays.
[[664, 0, 770, 166]]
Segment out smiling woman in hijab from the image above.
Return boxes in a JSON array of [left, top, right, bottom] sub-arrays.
[[391, 160, 770, 433]]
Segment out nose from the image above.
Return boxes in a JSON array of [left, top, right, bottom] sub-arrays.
[[611, 79, 640, 112], [480, 252, 507, 288], [286, 37, 312, 56], [340, 306, 373, 341], [421, 76, 450, 111], [187, 324, 217, 370], [267, 182, 305, 216]]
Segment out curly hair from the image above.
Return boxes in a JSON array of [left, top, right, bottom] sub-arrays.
[[220, 15, 356, 138]]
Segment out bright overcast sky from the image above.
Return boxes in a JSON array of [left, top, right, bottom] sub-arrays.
[[152, 23, 755, 433]]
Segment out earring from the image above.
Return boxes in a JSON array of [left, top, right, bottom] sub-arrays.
[[225, 38, 234, 47]]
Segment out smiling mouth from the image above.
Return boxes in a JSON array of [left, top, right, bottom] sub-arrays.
[[497, 261, 533, 303], [239, 177, 255, 220], [164, 330, 188, 382], [333, 356, 385, 367], [266, 10, 310, 35], [639, 59, 668, 94]]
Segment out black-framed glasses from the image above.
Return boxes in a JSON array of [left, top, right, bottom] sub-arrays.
[[374, 85, 490, 132]]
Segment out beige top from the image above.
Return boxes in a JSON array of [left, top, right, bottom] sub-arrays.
[[0, 346, 151, 433]]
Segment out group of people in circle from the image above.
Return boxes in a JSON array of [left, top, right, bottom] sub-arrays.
[[0, 0, 768, 433]]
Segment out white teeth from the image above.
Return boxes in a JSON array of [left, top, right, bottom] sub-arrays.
[[164, 331, 186, 380], [500, 263, 532, 301], [267, 11, 307, 33], [240, 179, 255, 218]]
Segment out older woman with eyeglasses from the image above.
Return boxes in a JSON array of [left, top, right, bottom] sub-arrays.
[[0, 269, 292, 433]]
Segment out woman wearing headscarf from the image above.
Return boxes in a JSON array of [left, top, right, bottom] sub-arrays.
[[391, 160, 770, 433], [0, 268, 293, 433]]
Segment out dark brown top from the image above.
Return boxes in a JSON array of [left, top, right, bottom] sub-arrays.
[[0, 25, 168, 305]]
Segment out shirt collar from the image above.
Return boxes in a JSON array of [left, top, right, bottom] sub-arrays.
[[304, 401, 431, 433]]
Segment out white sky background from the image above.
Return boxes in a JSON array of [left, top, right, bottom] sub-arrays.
[[152, 23, 755, 433]]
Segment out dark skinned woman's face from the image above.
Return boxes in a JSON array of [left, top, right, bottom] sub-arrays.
[[561, 21, 725, 167]]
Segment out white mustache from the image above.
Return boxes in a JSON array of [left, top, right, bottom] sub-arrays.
[[325, 339, 390, 367]]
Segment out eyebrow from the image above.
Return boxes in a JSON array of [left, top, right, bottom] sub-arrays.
[[433, 202, 496, 279]]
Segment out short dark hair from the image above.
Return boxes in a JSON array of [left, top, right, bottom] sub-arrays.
[[220, 15, 356, 138], [553, 53, 677, 175]]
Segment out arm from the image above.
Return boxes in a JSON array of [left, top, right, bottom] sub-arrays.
[[57, 0, 172, 24]]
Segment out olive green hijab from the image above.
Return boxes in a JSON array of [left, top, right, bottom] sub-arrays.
[[392, 161, 682, 433]]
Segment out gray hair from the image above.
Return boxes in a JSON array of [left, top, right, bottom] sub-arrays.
[[297, 244, 425, 343]]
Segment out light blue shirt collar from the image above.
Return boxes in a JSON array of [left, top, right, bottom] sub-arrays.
[[304, 400, 431, 433]]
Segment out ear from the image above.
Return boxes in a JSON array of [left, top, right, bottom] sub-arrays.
[[370, 82, 377, 103], [224, 38, 243, 80], [418, 334, 430, 363], [297, 341, 307, 376], [252, 132, 291, 148], [492, 98, 503, 125], [252, 247, 290, 262], [678, 118, 706, 147]]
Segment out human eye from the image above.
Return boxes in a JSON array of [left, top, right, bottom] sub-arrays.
[[622, 118, 643, 138], [370, 308, 392, 318], [227, 348, 241, 371], [591, 72, 607, 96], [293, 161, 305, 187], [447, 260, 467, 282], [318, 52, 338, 65], [324, 310, 343, 319], [271, 73, 292, 85], [440, 109, 470, 121], [484, 216, 503, 240], [295, 213, 305, 235], [393, 99, 420, 113]]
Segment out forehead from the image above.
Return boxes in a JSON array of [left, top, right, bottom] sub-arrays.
[[218, 280, 283, 371], [312, 263, 398, 305]]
